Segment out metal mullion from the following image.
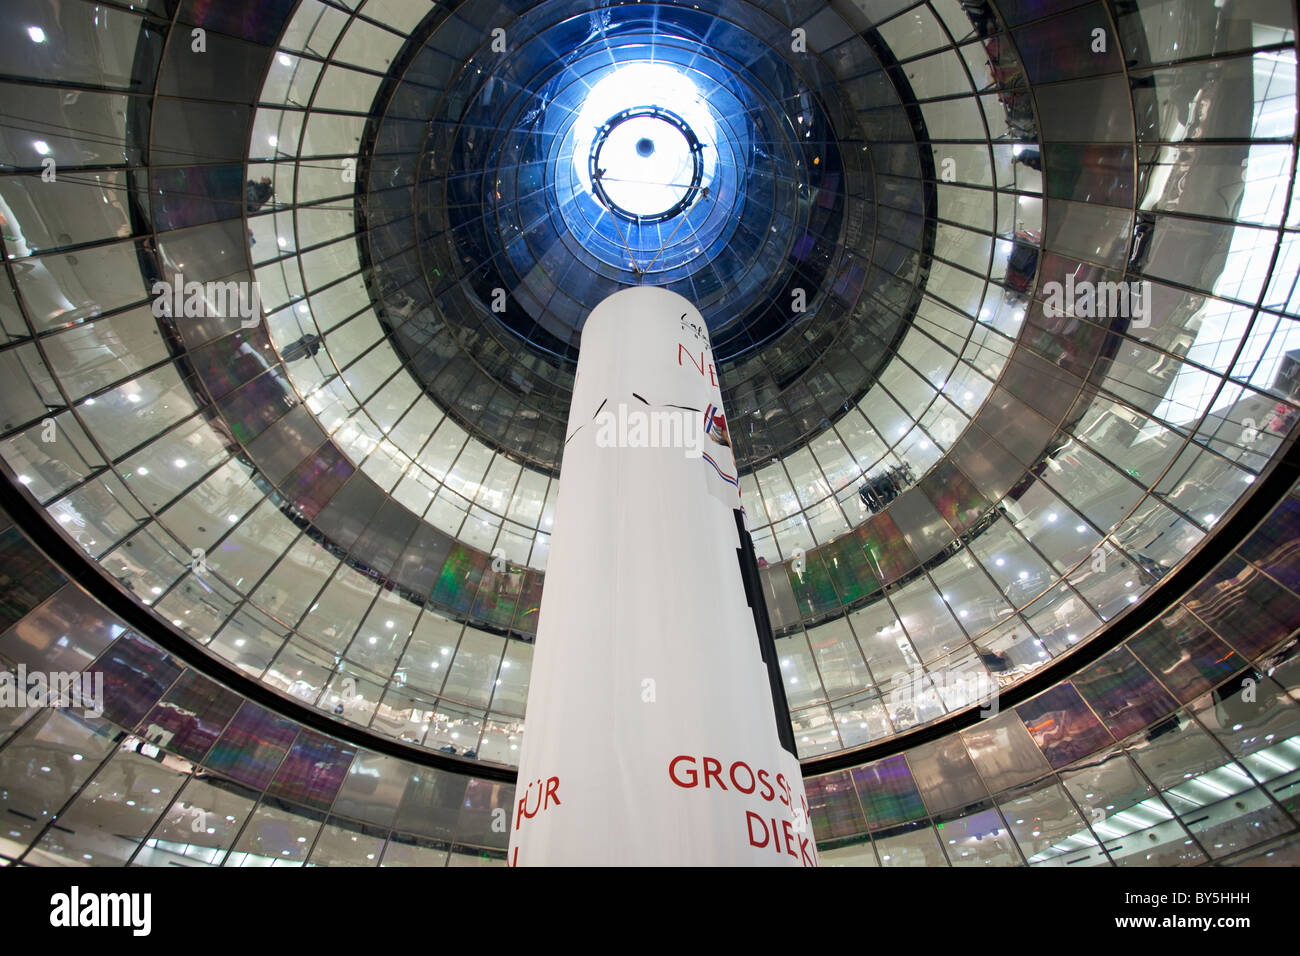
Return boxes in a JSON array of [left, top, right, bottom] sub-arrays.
[[15, 650, 188, 865]]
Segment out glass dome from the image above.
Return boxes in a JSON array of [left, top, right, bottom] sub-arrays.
[[0, 0, 1297, 867]]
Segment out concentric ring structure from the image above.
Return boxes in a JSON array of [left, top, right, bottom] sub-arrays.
[[0, 0, 1297, 867]]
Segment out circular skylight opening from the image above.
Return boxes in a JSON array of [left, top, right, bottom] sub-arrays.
[[572, 63, 717, 221], [590, 107, 704, 221]]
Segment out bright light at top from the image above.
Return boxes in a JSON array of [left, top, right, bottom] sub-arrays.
[[573, 64, 716, 219], [27, 26, 46, 43]]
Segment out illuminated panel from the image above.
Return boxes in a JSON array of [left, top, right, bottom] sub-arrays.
[[150, 164, 245, 232], [513, 570, 544, 637], [859, 512, 916, 585], [97, 633, 184, 728], [830, 256, 867, 305], [217, 372, 298, 444], [922, 459, 990, 534], [805, 770, 866, 839], [1043, 145, 1135, 206], [432, 544, 488, 616], [1016, 684, 1114, 769], [820, 531, 881, 605], [1185, 554, 1300, 658], [139, 670, 241, 762], [1023, 284, 1110, 377], [191, 326, 276, 399], [283, 444, 354, 521], [1126, 608, 1245, 702], [1013, 7, 1122, 84], [267, 729, 355, 811], [1237, 493, 1300, 594], [187, 0, 299, 44], [787, 551, 841, 619], [1073, 646, 1178, 740], [204, 701, 298, 790], [471, 563, 525, 629], [0, 529, 66, 629], [852, 754, 927, 831]]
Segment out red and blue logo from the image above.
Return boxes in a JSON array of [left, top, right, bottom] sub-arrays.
[[703, 403, 730, 447]]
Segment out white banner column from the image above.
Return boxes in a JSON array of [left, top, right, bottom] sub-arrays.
[[510, 285, 816, 867]]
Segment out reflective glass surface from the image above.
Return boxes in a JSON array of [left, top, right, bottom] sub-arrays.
[[0, 0, 1298, 795]]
